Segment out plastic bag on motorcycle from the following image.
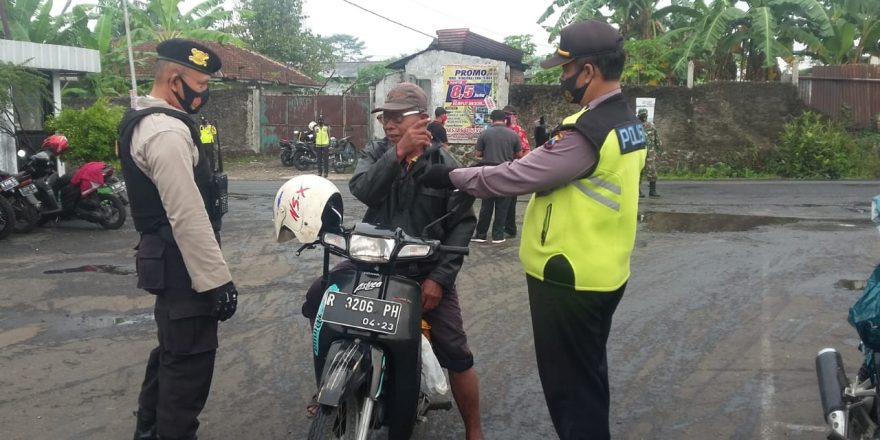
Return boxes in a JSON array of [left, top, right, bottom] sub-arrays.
[[848, 264, 880, 351]]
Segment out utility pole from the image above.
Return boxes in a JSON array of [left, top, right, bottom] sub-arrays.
[[121, 0, 138, 108]]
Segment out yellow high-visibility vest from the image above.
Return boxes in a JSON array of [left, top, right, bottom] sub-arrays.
[[519, 101, 646, 291]]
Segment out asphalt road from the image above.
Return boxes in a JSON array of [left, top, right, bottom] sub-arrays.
[[1, 180, 879, 439]]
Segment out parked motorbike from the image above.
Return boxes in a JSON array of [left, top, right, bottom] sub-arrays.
[[329, 136, 357, 174], [280, 125, 317, 169], [816, 262, 880, 440], [0, 189, 14, 240], [283, 191, 469, 439], [0, 170, 42, 233], [40, 161, 127, 230]]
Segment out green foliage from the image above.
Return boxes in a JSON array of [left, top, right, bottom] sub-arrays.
[[504, 35, 537, 57], [529, 66, 562, 85], [662, 163, 776, 179], [769, 112, 857, 179], [234, 0, 334, 79], [129, 0, 239, 43], [323, 34, 368, 62], [350, 63, 390, 94], [0, 61, 48, 117], [621, 38, 668, 85], [44, 98, 126, 163]]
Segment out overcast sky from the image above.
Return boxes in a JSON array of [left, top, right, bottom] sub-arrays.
[[52, 0, 559, 60], [302, 0, 558, 60]]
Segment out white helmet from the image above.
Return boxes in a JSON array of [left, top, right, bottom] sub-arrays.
[[273, 175, 343, 243], [308, 121, 317, 131]]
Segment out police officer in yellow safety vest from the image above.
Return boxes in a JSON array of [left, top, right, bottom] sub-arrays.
[[420, 20, 646, 440], [199, 116, 216, 146], [314, 116, 330, 177]]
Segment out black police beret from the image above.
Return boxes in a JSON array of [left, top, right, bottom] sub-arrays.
[[156, 39, 222, 75], [541, 20, 624, 69]]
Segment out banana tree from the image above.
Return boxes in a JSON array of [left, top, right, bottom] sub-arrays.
[[659, 0, 832, 81], [2, 0, 67, 43], [128, 0, 239, 43], [538, 0, 666, 40]]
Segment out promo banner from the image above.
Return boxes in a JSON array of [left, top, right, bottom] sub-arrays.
[[441, 65, 498, 142]]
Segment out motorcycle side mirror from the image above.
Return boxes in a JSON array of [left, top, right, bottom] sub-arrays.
[[17, 150, 26, 158]]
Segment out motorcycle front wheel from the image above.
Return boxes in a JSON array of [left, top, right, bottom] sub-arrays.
[[280, 149, 295, 167], [98, 193, 126, 230], [11, 197, 39, 233], [293, 150, 315, 171], [307, 394, 362, 440], [0, 196, 16, 240]]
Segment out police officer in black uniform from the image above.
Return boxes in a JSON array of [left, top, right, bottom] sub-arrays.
[[119, 39, 238, 440]]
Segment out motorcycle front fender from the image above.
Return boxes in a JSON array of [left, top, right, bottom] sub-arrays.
[[316, 340, 383, 407]]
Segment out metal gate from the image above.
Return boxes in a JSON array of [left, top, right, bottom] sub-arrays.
[[260, 94, 370, 153], [799, 65, 880, 130]]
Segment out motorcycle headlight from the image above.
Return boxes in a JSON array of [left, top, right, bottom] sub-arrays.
[[349, 234, 395, 263], [397, 244, 432, 258], [322, 232, 347, 251]]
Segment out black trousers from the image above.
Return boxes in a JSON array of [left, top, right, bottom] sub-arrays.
[[135, 232, 219, 440], [527, 275, 625, 440], [475, 196, 511, 240], [505, 196, 518, 235], [316, 146, 330, 175]]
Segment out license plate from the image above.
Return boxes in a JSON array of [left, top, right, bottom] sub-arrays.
[[0, 177, 17, 192], [320, 292, 402, 335], [111, 181, 126, 193], [19, 183, 36, 196]]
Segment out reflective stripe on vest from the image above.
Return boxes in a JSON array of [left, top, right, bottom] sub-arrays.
[[518, 107, 646, 291]]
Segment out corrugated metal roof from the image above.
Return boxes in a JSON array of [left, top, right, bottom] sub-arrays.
[[386, 29, 529, 71], [0, 40, 101, 73]]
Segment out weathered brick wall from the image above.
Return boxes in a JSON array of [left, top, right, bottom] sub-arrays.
[[502, 82, 808, 170]]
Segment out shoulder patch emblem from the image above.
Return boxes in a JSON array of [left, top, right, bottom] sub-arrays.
[[189, 48, 210, 67], [615, 123, 647, 154]]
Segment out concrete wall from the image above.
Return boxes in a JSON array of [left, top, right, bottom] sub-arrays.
[[506, 82, 808, 170], [66, 89, 257, 154], [373, 50, 512, 141]]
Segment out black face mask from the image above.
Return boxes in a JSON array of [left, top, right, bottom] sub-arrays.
[[174, 76, 210, 114], [560, 66, 591, 104]]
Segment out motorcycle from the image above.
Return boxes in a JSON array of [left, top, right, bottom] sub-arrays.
[[329, 136, 357, 174], [0, 188, 14, 240], [281, 126, 317, 170], [0, 170, 42, 233], [816, 260, 880, 440], [300, 214, 468, 439], [40, 161, 127, 230]]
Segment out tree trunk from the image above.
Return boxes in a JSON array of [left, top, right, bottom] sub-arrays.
[[0, 0, 12, 40]]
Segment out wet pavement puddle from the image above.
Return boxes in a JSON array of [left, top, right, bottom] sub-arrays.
[[836, 279, 868, 291], [43, 265, 135, 275], [59, 313, 154, 331], [640, 211, 798, 233]]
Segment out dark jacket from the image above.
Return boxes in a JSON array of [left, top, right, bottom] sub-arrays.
[[349, 138, 476, 288]]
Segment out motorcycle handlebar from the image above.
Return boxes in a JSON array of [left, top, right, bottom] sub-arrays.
[[437, 245, 469, 256]]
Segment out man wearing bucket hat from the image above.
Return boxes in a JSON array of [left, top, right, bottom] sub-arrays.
[[420, 20, 647, 439]]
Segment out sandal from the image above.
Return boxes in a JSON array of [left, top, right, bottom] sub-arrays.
[[306, 393, 320, 418]]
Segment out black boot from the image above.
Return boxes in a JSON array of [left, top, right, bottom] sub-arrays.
[[132, 409, 157, 440], [649, 181, 660, 198]]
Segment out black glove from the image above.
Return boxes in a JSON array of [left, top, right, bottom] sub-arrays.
[[420, 165, 456, 189], [208, 281, 238, 321]]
